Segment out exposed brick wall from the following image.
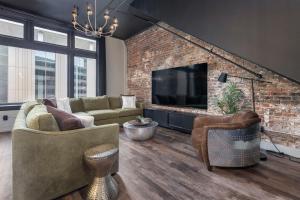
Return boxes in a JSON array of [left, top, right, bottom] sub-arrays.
[[125, 23, 300, 148]]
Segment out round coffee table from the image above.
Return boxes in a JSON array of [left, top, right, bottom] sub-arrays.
[[123, 121, 158, 141]]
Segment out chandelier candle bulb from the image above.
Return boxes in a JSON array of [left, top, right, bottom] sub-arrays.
[[71, 0, 118, 37]]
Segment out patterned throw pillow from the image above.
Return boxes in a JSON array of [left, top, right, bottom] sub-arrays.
[[122, 95, 136, 109]]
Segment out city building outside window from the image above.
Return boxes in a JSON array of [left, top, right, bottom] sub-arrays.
[[0, 45, 67, 104], [75, 36, 96, 52], [34, 27, 68, 46], [0, 18, 24, 38], [74, 56, 96, 98]]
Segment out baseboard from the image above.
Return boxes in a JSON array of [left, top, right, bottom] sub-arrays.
[[261, 141, 300, 158]]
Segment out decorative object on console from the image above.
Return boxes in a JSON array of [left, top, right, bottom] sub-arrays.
[[215, 82, 247, 114], [84, 144, 119, 200], [191, 110, 261, 171], [71, 0, 118, 38], [128, 116, 152, 126], [122, 95, 136, 109]]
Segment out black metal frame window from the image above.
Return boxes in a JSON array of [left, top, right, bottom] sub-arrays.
[[0, 5, 105, 110]]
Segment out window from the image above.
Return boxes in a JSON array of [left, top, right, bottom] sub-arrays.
[[75, 36, 96, 51], [0, 45, 67, 104], [74, 56, 96, 98], [34, 27, 68, 46], [35, 51, 56, 99], [0, 18, 24, 38]]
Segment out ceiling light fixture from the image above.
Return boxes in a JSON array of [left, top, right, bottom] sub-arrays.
[[71, 0, 118, 38]]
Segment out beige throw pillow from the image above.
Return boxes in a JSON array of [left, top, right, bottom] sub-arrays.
[[122, 96, 136, 109], [57, 98, 72, 113]]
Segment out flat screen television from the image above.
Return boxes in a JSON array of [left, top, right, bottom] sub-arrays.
[[152, 63, 207, 109]]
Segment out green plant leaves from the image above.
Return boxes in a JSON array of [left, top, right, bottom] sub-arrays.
[[215, 82, 245, 114]]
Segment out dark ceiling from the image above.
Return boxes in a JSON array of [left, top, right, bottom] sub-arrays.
[[0, 0, 299, 83], [132, 0, 300, 84], [0, 0, 152, 39]]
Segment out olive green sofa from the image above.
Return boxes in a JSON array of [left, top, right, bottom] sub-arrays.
[[70, 96, 144, 125], [12, 95, 143, 200]]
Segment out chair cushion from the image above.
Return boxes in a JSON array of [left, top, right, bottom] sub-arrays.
[[46, 106, 84, 131], [114, 108, 142, 117], [26, 105, 60, 131], [69, 98, 85, 113], [87, 110, 119, 121], [82, 96, 110, 111], [108, 97, 122, 109]]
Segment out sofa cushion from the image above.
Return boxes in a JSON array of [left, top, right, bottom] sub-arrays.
[[22, 101, 39, 116], [108, 97, 122, 109], [72, 112, 91, 117], [114, 108, 143, 117], [26, 105, 60, 131], [46, 106, 84, 131], [69, 98, 85, 113], [87, 110, 119, 121], [82, 96, 110, 111]]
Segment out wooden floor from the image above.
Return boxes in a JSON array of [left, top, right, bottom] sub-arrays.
[[1, 128, 300, 200]]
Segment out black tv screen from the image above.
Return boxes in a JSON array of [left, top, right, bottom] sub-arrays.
[[152, 63, 207, 109]]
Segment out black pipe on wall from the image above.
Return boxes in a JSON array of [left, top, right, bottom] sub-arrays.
[[131, 0, 300, 84]]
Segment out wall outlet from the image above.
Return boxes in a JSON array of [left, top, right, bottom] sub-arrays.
[[3, 115, 8, 121]]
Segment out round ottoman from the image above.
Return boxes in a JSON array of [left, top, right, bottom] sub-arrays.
[[84, 144, 119, 200]]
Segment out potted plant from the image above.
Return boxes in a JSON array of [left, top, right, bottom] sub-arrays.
[[215, 82, 247, 114]]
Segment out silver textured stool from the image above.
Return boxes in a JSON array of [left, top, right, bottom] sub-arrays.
[[84, 144, 119, 200]]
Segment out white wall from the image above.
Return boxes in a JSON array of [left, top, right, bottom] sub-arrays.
[[105, 37, 127, 97], [0, 110, 18, 132]]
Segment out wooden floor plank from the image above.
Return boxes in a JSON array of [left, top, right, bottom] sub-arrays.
[[1, 128, 299, 200]]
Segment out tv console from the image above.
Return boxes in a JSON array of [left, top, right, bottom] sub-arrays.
[[143, 108, 198, 133]]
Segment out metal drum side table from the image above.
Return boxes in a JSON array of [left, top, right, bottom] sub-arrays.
[[123, 121, 158, 141], [84, 144, 119, 200]]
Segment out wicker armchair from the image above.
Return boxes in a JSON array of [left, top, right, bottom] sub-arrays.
[[191, 111, 261, 171]]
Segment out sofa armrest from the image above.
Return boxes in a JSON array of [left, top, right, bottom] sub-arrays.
[[136, 101, 144, 109], [12, 123, 119, 200]]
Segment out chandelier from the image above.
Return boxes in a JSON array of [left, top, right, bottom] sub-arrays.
[[71, 0, 119, 38]]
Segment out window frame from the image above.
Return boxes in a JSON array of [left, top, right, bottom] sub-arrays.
[[33, 26, 68, 47], [0, 16, 25, 40], [75, 35, 97, 52], [0, 6, 103, 110]]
